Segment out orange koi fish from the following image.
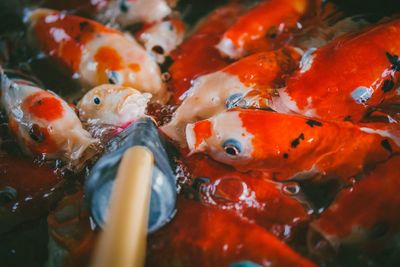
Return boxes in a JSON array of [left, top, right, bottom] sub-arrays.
[[169, 2, 243, 103], [163, 47, 300, 144], [180, 154, 310, 239], [186, 109, 399, 182], [148, 199, 317, 267], [310, 156, 400, 252], [274, 19, 400, 122], [216, 0, 316, 59], [0, 69, 96, 164], [28, 9, 168, 103]]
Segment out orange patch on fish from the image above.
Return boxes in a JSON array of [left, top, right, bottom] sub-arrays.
[[224, 48, 300, 90], [24, 92, 64, 121], [193, 120, 213, 149], [223, 0, 307, 48], [32, 11, 117, 71], [129, 63, 141, 72], [284, 19, 400, 121], [168, 3, 243, 103], [94, 46, 124, 72], [237, 110, 273, 159]]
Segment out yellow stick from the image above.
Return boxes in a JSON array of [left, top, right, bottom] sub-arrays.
[[91, 146, 154, 267]]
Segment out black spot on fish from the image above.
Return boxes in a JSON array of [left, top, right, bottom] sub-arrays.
[[291, 133, 305, 148], [382, 79, 395, 92], [29, 124, 45, 143], [386, 52, 400, 71], [119, 0, 129, 13], [125, 23, 144, 33], [161, 56, 174, 73], [306, 119, 323, 127], [283, 153, 289, 159], [79, 21, 90, 31], [74, 35, 81, 43], [152, 45, 165, 55], [266, 26, 277, 39], [344, 115, 352, 122], [381, 139, 393, 153]]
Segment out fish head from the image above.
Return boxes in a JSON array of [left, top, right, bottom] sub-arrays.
[[77, 84, 151, 127], [186, 109, 255, 167]]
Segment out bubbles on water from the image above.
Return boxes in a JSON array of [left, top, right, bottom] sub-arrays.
[[199, 176, 260, 211], [282, 182, 301, 196]]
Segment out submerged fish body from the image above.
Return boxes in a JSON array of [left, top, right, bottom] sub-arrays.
[[148, 199, 317, 267], [311, 156, 400, 252]]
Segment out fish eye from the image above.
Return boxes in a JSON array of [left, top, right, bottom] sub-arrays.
[[29, 124, 45, 143], [225, 93, 244, 109], [223, 139, 242, 157], [93, 97, 101, 105], [351, 86, 372, 104]]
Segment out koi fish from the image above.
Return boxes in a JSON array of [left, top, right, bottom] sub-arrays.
[[180, 154, 310, 239], [310, 156, 400, 252], [168, 2, 243, 103], [162, 47, 300, 144], [216, 0, 314, 59], [77, 84, 151, 129], [27, 9, 168, 103], [186, 109, 400, 182], [110, 0, 173, 26], [137, 18, 185, 64], [0, 69, 96, 164], [147, 199, 317, 267], [273, 19, 400, 122]]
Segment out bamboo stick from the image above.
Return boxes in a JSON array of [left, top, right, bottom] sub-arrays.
[[91, 146, 154, 267]]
